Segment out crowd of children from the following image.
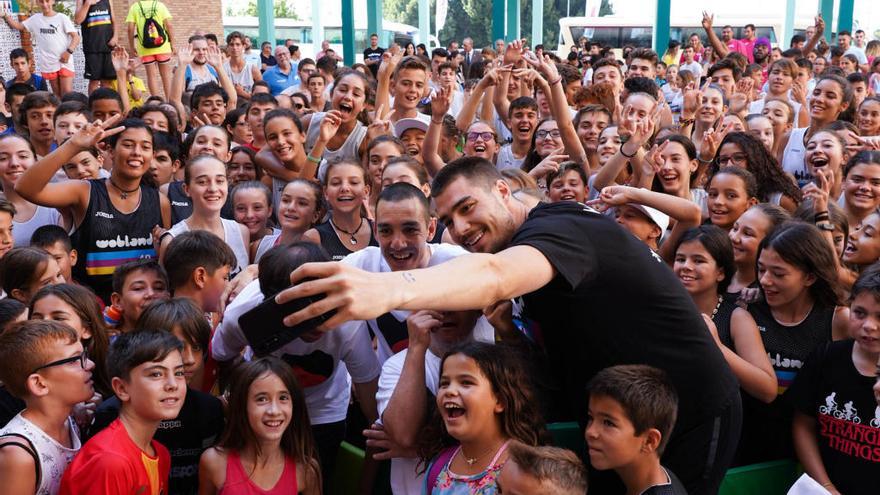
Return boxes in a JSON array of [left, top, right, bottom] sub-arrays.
[[0, 4, 880, 495]]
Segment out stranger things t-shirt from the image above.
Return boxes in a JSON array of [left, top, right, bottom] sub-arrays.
[[508, 201, 738, 428], [789, 339, 880, 495]]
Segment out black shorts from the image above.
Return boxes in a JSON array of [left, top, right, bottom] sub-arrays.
[[84, 52, 117, 81]]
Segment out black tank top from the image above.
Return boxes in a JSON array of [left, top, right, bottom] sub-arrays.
[[167, 181, 193, 225], [314, 219, 378, 261], [71, 179, 162, 303]]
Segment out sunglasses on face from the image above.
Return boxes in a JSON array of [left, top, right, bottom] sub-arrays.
[[32, 349, 89, 374]]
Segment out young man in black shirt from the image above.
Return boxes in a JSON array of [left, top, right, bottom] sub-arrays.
[[363, 33, 384, 78], [277, 157, 741, 495], [74, 0, 118, 93]]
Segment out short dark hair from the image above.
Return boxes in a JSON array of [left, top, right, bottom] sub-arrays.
[[588, 364, 678, 455], [53, 101, 91, 125], [628, 48, 658, 65], [225, 31, 245, 45], [744, 23, 756, 31], [393, 56, 429, 79], [247, 92, 279, 114], [298, 58, 316, 71], [188, 34, 207, 44], [191, 81, 228, 110], [0, 320, 78, 397], [153, 131, 181, 163], [10, 48, 29, 62], [258, 242, 331, 297], [204, 33, 218, 44], [0, 247, 52, 298], [315, 55, 337, 74], [30, 225, 72, 252], [88, 87, 123, 110], [431, 48, 449, 60], [431, 156, 503, 198], [790, 34, 806, 46], [851, 263, 880, 303], [0, 199, 17, 220], [377, 182, 431, 224], [107, 329, 183, 381], [708, 58, 742, 81], [19, 91, 60, 128], [624, 77, 660, 101], [112, 259, 168, 295], [509, 96, 538, 117], [674, 224, 736, 293], [839, 30, 852, 38], [288, 44, 299, 55], [135, 298, 211, 354], [164, 230, 237, 290], [6, 83, 34, 106]]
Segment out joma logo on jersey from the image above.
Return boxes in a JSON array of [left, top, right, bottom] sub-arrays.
[[95, 211, 114, 219]]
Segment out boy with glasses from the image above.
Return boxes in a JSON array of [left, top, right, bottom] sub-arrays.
[[0, 320, 96, 495]]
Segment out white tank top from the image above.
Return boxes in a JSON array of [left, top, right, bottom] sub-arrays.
[[0, 413, 81, 495], [168, 218, 250, 275], [223, 60, 256, 93], [782, 127, 810, 186], [13, 204, 64, 247], [254, 231, 281, 263]]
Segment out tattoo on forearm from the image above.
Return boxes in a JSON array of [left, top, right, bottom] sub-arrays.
[[403, 273, 416, 283]]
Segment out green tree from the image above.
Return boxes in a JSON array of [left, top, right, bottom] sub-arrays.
[[225, 0, 300, 19]]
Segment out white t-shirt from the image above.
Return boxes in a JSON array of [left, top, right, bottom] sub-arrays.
[[212, 279, 381, 424], [340, 245, 494, 364], [679, 61, 703, 77], [22, 13, 77, 74], [13, 205, 64, 247], [495, 143, 526, 171], [845, 46, 868, 65], [376, 349, 442, 495]]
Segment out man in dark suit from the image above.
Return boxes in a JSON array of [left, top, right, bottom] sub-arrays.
[[460, 37, 482, 80]]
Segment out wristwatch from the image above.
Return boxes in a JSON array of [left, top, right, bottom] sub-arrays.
[[815, 222, 835, 232], [66, 48, 74, 54]]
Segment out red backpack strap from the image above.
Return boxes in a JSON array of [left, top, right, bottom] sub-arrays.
[[425, 446, 457, 492]]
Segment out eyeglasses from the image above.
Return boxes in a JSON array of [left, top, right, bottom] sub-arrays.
[[717, 153, 748, 165], [466, 131, 495, 142], [536, 129, 562, 140], [293, 103, 304, 110], [31, 350, 89, 374]]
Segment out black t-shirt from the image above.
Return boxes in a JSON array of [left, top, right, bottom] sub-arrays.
[[789, 339, 880, 495], [81, 0, 114, 53], [261, 54, 277, 69], [363, 47, 384, 77], [736, 299, 834, 465], [642, 467, 689, 494], [508, 202, 737, 429], [89, 388, 224, 495]]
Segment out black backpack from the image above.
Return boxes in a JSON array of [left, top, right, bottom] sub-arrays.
[[138, 0, 167, 49]]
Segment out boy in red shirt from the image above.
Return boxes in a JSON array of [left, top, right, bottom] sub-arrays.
[[60, 330, 185, 495]]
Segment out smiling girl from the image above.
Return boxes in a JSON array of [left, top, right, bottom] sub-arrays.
[[841, 151, 880, 228], [254, 180, 325, 263], [15, 118, 171, 303], [419, 342, 543, 494], [198, 357, 321, 495], [160, 155, 250, 276], [0, 134, 68, 247], [303, 160, 377, 261]]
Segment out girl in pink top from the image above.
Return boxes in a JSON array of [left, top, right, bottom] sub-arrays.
[[198, 357, 321, 495]]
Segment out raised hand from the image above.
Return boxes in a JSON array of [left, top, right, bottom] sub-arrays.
[[643, 140, 669, 177], [682, 83, 702, 120], [205, 44, 223, 69], [367, 103, 394, 140], [111, 45, 129, 73], [319, 110, 343, 142], [701, 123, 731, 161], [528, 150, 568, 179], [701, 11, 714, 31], [814, 14, 825, 36], [406, 310, 442, 352], [802, 167, 831, 213], [432, 86, 452, 118], [586, 184, 636, 213], [791, 80, 807, 105], [503, 39, 524, 66], [70, 115, 125, 150], [177, 44, 195, 66]]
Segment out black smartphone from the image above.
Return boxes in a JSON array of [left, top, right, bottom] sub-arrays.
[[238, 286, 336, 356]]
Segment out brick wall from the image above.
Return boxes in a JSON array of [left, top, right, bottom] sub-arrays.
[[110, 0, 223, 53]]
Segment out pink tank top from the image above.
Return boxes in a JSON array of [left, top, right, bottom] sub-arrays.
[[219, 450, 299, 495]]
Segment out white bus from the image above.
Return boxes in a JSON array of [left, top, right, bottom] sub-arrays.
[[557, 15, 814, 57], [223, 16, 438, 62]]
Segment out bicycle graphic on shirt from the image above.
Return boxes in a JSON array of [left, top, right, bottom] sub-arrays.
[[819, 392, 866, 425]]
